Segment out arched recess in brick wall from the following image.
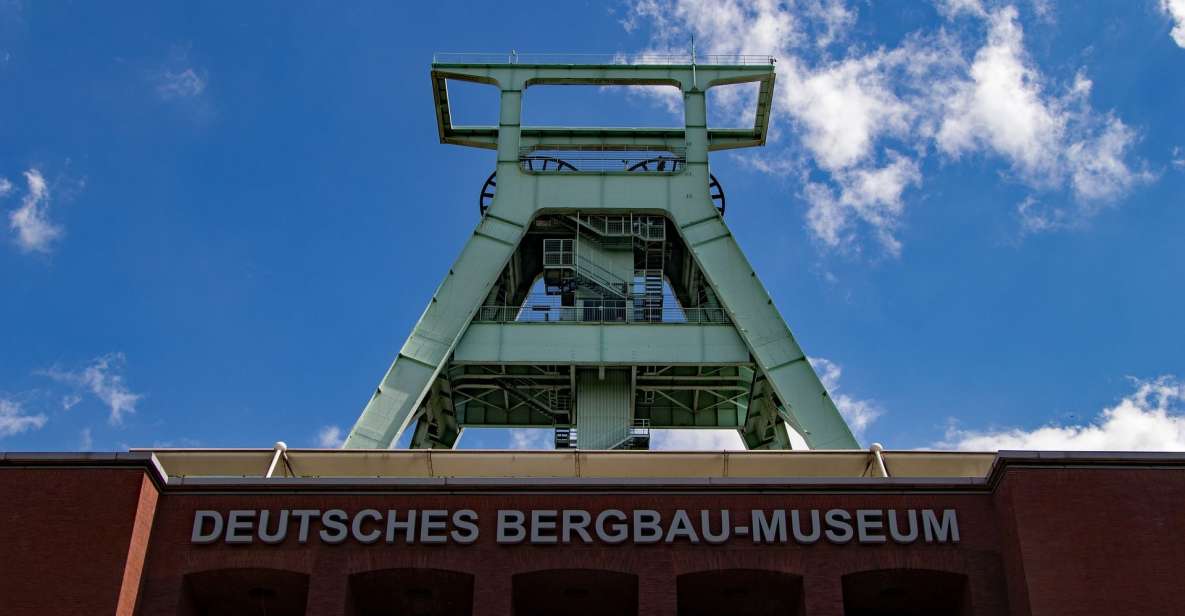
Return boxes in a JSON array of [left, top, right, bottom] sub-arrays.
[[512, 568, 638, 616], [180, 567, 310, 616], [842, 569, 970, 616], [677, 569, 805, 616], [347, 568, 475, 616]]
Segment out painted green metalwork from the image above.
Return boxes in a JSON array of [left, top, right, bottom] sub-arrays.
[[343, 56, 858, 451]]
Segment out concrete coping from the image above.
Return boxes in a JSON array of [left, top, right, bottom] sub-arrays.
[[4, 449, 1184, 486]]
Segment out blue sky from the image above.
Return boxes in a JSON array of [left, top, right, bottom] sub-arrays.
[[2, 0, 1184, 452]]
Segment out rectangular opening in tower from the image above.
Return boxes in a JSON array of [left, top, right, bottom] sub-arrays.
[[522, 85, 684, 128]]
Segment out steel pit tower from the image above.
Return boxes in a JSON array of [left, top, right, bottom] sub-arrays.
[[345, 53, 858, 451]]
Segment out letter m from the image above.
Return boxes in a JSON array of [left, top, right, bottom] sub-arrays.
[[923, 509, 960, 543], [752, 510, 787, 543]]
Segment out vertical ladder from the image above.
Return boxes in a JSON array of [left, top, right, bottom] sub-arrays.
[[634, 217, 666, 322]]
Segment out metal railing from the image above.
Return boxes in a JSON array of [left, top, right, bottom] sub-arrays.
[[433, 52, 776, 66], [571, 215, 666, 241], [473, 304, 729, 324], [573, 254, 630, 297], [519, 150, 687, 174], [542, 239, 574, 267]]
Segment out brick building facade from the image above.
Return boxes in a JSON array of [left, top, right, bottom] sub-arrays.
[[2, 449, 1183, 615]]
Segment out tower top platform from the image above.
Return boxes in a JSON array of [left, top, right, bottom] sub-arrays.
[[431, 51, 776, 151], [431, 52, 776, 65]]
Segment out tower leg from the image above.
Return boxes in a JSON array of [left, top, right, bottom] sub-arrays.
[[409, 378, 461, 449], [344, 215, 526, 448], [677, 214, 858, 449], [740, 373, 795, 450]]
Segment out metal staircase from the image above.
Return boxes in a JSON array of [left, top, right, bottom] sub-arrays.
[[542, 237, 632, 300], [614, 419, 651, 450], [565, 214, 666, 241], [494, 376, 572, 423], [631, 270, 662, 322], [554, 425, 577, 449], [554, 419, 650, 450], [634, 225, 666, 321]]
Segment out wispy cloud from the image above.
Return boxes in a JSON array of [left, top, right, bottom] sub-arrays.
[[0, 397, 48, 438], [623, 1, 1151, 254], [153, 44, 208, 102], [650, 428, 745, 450], [809, 357, 883, 443], [79, 427, 94, 450], [41, 353, 143, 424], [936, 0, 987, 19], [156, 68, 207, 100], [1162, 0, 1185, 48], [316, 425, 345, 448], [935, 376, 1185, 451], [509, 428, 552, 450], [6, 169, 63, 254]]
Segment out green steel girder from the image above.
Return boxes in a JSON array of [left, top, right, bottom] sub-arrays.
[[453, 322, 750, 365], [343, 59, 857, 450], [449, 363, 754, 430], [431, 62, 774, 151], [408, 378, 459, 449]]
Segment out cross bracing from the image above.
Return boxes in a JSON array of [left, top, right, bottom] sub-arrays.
[[344, 58, 857, 451]]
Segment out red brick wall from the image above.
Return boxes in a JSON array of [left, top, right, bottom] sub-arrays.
[[994, 466, 1185, 616], [0, 467, 159, 616]]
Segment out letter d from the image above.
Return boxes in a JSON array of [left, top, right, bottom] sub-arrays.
[[192, 510, 224, 544]]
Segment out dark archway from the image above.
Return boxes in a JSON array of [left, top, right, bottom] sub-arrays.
[[348, 568, 474, 616], [181, 568, 309, 616], [677, 569, 804, 616], [512, 569, 638, 616], [842, 569, 969, 616]]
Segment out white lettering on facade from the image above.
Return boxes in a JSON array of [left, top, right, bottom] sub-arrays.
[[188, 507, 962, 547]]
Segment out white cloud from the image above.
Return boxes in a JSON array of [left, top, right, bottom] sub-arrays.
[[1066, 115, 1153, 203], [0, 177, 12, 197], [1172, 146, 1185, 169], [623, 1, 1150, 253], [803, 0, 856, 48], [805, 153, 922, 256], [936, 8, 1064, 181], [809, 357, 883, 443], [937, 15, 1150, 210], [61, 394, 81, 410], [156, 68, 206, 100], [0, 397, 48, 437], [937, 377, 1185, 451], [936, 0, 987, 19], [651, 429, 746, 450], [317, 425, 345, 448], [79, 427, 94, 450], [1015, 196, 1070, 233], [509, 428, 552, 450], [41, 353, 143, 424], [1162, 0, 1185, 48], [1029, 0, 1055, 23], [7, 169, 63, 254], [781, 52, 918, 172]]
